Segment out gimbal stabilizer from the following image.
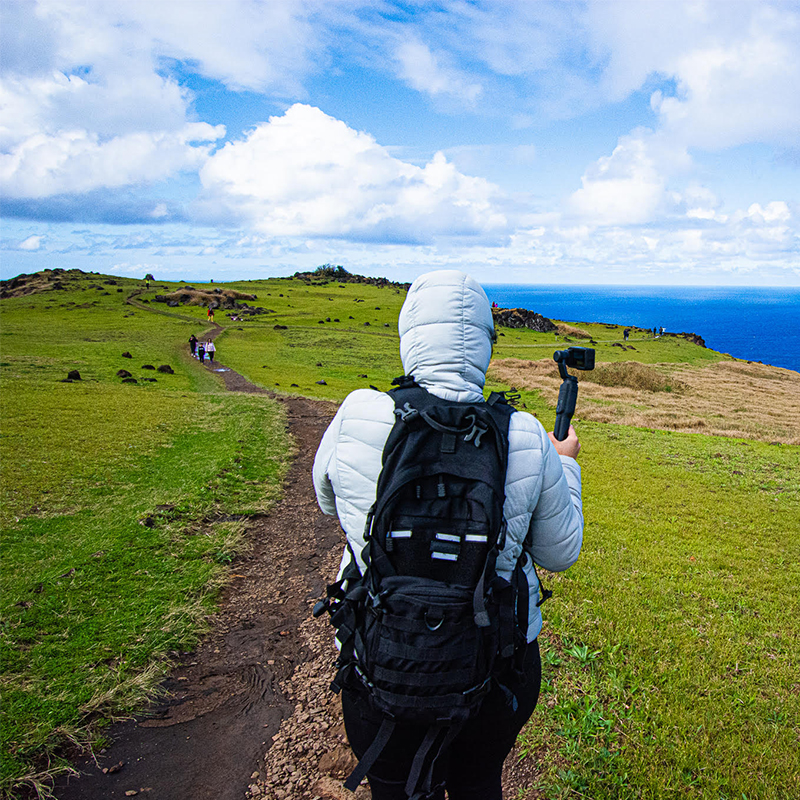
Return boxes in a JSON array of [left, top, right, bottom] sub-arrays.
[[553, 347, 595, 441]]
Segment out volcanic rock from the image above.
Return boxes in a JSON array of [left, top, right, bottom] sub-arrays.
[[491, 307, 557, 333]]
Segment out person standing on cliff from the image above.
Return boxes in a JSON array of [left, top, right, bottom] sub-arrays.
[[313, 270, 584, 800]]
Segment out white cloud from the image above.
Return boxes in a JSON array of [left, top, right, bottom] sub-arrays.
[[197, 104, 506, 241], [8, 0, 330, 93], [653, 32, 800, 149], [395, 40, 483, 105], [1, 123, 224, 198], [586, 0, 800, 149], [18, 234, 42, 250], [569, 133, 672, 225], [744, 201, 791, 224], [0, 0, 341, 200]]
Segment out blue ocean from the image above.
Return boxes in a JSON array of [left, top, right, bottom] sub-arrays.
[[482, 284, 800, 373]]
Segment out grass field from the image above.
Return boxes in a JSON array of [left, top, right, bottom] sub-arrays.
[[1, 268, 798, 799], [1, 271, 291, 796]]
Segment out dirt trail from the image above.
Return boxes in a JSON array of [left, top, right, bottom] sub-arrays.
[[54, 357, 537, 800]]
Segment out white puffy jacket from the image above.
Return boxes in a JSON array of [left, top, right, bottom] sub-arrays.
[[313, 270, 583, 641]]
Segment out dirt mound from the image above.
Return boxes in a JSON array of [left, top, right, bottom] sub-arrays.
[[0, 270, 71, 298], [154, 287, 257, 309], [554, 323, 593, 339]]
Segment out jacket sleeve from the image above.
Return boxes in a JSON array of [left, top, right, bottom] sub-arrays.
[[527, 429, 583, 573], [312, 390, 396, 574], [312, 402, 344, 517]]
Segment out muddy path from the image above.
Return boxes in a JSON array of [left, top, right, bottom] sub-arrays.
[[54, 358, 538, 800]]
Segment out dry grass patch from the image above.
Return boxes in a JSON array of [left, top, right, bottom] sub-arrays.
[[589, 361, 679, 392], [555, 323, 593, 339], [490, 358, 800, 444]]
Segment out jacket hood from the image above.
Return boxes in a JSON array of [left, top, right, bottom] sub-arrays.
[[398, 270, 494, 403]]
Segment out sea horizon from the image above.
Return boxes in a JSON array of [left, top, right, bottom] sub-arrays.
[[482, 283, 800, 373]]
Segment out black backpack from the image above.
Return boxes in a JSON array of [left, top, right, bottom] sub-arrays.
[[314, 377, 532, 798]]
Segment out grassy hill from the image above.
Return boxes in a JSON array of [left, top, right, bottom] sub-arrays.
[[1, 268, 798, 799]]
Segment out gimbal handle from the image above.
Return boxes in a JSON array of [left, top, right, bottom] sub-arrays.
[[553, 376, 578, 441]]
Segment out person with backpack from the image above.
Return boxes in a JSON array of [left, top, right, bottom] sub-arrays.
[[312, 270, 583, 800]]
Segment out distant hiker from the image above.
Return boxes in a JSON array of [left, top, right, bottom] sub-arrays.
[[207, 306, 215, 323], [189, 334, 198, 355], [653, 326, 657, 337], [623, 328, 630, 341], [197, 342, 206, 363], [205, 340, 216, 363], [313, 270, 584, 800]]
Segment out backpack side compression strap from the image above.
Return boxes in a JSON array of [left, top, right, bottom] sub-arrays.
[[343, 716, 396, 792]]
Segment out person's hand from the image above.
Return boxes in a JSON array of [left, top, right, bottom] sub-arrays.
[[548, 425, 581, 459]]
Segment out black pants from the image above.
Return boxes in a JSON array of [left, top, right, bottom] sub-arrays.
[[342, 640, 541, 800]]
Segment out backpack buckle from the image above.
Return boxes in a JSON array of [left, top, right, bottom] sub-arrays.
[[395, 402, 419, 422], [464, 419, 489, 447]]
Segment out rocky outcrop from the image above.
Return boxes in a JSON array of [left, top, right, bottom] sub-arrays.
[[492, 307, 557, 333], [226, 303, 269, 318], [666, 331, 707, 348], [292, 266, 410, 291]]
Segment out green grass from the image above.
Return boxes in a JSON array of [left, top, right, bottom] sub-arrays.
[[516, 421, 800, 799], [203, 276, 407, 399], [2, 269, 798, 799], [0, 271, 291, 795], [493, 319, 727, 368]]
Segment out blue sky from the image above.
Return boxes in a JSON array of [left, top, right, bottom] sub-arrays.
[[1, 0, 798, 285]]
